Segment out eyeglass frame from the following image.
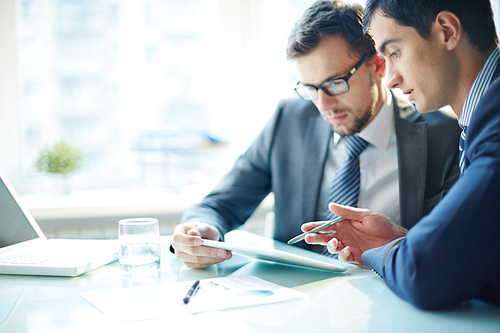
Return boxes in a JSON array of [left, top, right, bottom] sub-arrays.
[[293, 55, 369, 101]]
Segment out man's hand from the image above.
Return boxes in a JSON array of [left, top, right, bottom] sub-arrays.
[[172, 222, 232, 268], [303, 203, 407, 264]]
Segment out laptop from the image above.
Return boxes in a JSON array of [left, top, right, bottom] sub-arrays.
[[0, 172, 118, 277]]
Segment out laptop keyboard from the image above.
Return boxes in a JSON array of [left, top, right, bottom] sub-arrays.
[[0, 246, 58, 265]]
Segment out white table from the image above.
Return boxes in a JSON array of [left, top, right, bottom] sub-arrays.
[[0, 230, 499, 333]]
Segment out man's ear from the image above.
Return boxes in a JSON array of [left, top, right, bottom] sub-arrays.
[[372, 53, 386, 77], [434, 11, 462, 51]]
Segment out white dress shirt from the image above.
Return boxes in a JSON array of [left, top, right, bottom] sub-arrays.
[[317, 87, 400, 225]]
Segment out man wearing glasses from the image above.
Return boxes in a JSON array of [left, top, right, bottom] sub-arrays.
[[171, 0, 460, 268]]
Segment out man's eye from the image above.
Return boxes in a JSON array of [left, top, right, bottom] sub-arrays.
[[390, 50, 400, 58], [326, 80, 344, 87]]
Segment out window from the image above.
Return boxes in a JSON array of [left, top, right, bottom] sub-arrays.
[[2, 0, 369, 214]]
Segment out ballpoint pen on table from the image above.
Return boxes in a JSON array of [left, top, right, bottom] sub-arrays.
[[287, 216, 344, 245], [183, 280, 200, 304]]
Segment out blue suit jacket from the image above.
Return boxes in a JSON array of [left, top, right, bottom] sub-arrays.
[[363, 70, 500, 310], [181, 93, 460, 253]]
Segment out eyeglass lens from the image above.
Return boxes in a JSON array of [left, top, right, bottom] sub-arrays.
[[295, 79, 348, 100]]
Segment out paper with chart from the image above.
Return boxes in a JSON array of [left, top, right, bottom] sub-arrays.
[[80, 275, 305, 322]]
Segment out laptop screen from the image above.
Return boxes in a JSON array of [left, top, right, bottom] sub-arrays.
[[0, 178, 39, 248]]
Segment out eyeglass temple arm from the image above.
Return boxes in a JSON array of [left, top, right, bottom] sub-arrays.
[[346, 55, 369, 80]]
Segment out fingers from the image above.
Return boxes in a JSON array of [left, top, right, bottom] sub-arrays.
[[301, 221, 328, 232], [326, 238, 343, 253], [175, 222, 220, 242], [337, 246, 352, 262], [308, 236, 354, 263], [176, 245, 232, 269], [174, 243, 232, 269], [304, 232, 336, 245], [328, 202, 370, 221], [173, 223, 221, 247], [325, 241, 355, 264], [326, 239, 359, 264], [172, 222, 231, 268]]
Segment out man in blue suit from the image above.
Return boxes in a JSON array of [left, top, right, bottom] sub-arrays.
[[171, 1, 460, 269], [305, 0, 500, 310]]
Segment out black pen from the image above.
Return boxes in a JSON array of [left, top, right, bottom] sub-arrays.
[[183, 280, 200, 304]]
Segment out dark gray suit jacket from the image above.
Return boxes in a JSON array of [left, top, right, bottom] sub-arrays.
[[181, 93, 461, 252]]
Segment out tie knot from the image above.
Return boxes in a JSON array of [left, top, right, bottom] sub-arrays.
[[342, 136, 369, 157]]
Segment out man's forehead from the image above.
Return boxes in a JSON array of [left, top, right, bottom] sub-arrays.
[[368, 14, 406, 53], [295, 36, 361, 84]]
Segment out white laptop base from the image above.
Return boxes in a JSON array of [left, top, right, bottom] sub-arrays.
[[0, 171, 118, 277], [0, 239, 118, 277]]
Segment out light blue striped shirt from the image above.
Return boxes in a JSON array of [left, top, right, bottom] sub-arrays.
[[458, 48, 500, 174], [458, 48, 500, 129]]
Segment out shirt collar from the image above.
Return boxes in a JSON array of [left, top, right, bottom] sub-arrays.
[[333, 87, 394, 150], [358, 87, 393, 150], [458, 48, 500, 129]]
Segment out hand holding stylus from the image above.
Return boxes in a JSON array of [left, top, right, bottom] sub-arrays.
[[287, 216, 343, 245]]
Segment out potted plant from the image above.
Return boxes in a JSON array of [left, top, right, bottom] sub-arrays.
[[34, 141, 84, 195]]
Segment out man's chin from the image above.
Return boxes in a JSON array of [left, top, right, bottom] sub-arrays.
[[412, 100, 440, 114], [332, 125, 356, 136]]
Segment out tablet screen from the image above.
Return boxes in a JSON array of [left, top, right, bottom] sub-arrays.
[[202, 239, 352, 272]]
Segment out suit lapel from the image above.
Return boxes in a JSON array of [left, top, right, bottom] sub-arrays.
[[394, 95, 428, 229], [299, 94, 429, 227], [301, 115, 332, 222]]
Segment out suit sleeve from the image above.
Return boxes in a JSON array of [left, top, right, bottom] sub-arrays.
[[362, 81, 500, 310], [179, 100, 284, 237]]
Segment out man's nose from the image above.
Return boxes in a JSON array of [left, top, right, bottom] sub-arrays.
[[386, 67, 403, 89], [315, 89, 339, 112]]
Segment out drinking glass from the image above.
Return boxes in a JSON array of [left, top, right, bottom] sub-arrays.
[[118, 218, 161, 274]]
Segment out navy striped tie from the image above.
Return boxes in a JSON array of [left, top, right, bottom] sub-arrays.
[[459, 127, 467, 175], [323, 135, 369, 257]]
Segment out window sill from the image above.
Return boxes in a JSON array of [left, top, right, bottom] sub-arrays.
[[21, 188, 274, 239], [23, 187, 206, 220]]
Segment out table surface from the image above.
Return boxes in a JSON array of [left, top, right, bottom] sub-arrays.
[[1, 230, 499, 333]]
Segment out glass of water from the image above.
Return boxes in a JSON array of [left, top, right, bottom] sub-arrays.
[[118, 218, 161, 274]]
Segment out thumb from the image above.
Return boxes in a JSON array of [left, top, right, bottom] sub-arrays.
[[187, 227, 202, 237], [328, 202, 369, 221], [187, 223, 220, 240]]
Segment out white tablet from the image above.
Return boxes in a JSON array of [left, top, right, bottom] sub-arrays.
[[202, 239, 352, 272]]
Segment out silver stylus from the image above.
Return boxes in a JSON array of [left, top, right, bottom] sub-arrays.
[[287, 216, 344, 245]]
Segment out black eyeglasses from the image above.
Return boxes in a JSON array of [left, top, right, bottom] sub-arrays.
[[294, 55, 369, 101]]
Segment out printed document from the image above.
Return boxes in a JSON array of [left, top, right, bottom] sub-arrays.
[[80, 275, 304, 322]]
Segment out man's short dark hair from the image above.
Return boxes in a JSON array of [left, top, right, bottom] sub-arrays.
[[363, 0, 498, 53], [286, 0, 376, 60]]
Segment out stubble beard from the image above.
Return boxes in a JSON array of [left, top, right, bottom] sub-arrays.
[[331, 106, 374, 136], [331, 77, 378, 136]]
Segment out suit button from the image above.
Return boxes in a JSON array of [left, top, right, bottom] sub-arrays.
[[371, 269, 383, 279]]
